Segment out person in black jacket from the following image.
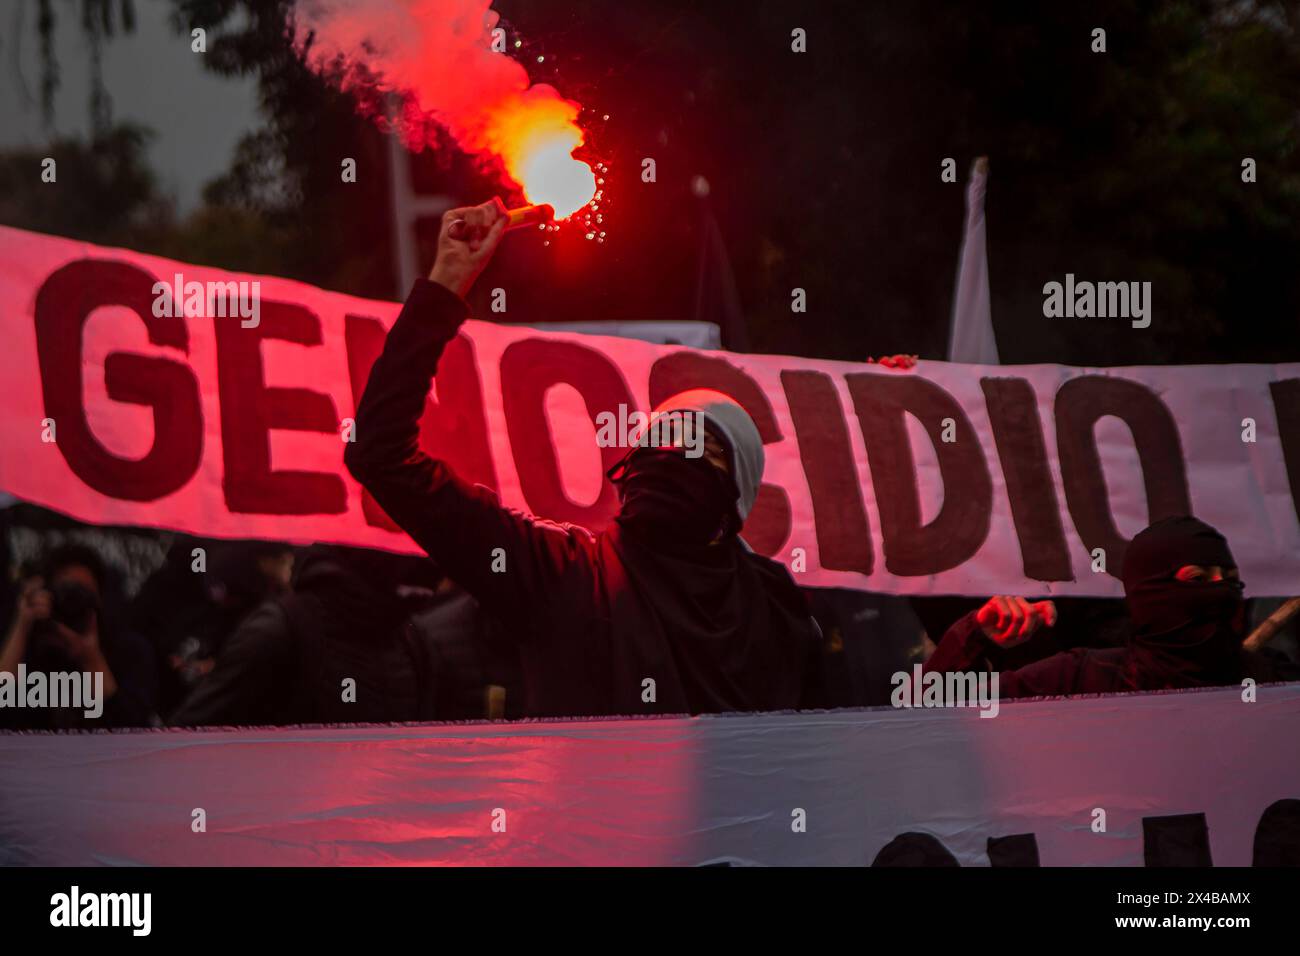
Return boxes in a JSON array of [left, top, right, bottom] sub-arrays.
[[130, 537, 294, 717], [345, 198, 822, 718], [923, 515, 1295, 697], [169, 544, 467, 727]]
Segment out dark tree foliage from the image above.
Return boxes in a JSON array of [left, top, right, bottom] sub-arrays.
[[167, 0, 397, 294], [495, 0, 1300, 364], [9, 0, 1300, 365], [31, 0, 136, 136], [0, 124, 170, 247]]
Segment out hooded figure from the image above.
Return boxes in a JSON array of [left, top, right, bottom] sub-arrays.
[[1119, 515, 1246, 689], [924, 515, 1272, 698], [609, 388, 765, 549], [346, 280, 823, 717]]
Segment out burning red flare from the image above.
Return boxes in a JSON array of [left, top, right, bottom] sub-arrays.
[[295, 0, 598, 222], [483, 89, 596, 219]]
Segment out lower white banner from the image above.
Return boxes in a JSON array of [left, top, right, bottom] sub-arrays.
[[1, 681, 1296, 866]]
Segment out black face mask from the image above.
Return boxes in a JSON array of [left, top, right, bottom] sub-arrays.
[[1126, 577, 1245, 645], [608, 446, 740, 550], [1122, 516, 1245, 644], [1123, 577, 1246, 689], [1121, 517, 1246, 683]]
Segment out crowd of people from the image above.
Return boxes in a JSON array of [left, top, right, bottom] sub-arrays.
[[1, 199, 1297, 730], [0, 521, 528, 729], [0, 506, 1295, 732]]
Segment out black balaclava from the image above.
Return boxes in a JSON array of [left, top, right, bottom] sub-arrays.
[[1120, 515, 1246, 688], [608, 444, 741, 552]]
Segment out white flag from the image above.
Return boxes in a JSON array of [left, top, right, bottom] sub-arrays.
[[946, 157, 999, 364]]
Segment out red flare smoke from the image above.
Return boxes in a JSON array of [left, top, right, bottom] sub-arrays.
[[295, 0, 597, 219]]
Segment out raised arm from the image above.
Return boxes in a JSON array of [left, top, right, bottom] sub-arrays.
[[344, 199, 594, 635]]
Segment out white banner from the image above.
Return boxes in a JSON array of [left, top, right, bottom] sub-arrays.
[[2, 225, 1299, 595], [0, 682, 1296, 865]]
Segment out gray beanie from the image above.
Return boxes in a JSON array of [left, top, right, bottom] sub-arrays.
[[650, 389, 764, 522]]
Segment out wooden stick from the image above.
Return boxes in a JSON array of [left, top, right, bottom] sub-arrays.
[[1244, 597, 1300, 652], [485, 684, 506, 720]]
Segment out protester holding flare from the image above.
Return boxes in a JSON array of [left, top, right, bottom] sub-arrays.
[[924, 515, 1295, 697], [345, 198, 823, 718]]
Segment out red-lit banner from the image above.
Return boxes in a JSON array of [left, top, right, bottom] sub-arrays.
[[2, 225, 1299, 596]]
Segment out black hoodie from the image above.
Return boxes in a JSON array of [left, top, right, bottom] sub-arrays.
[[170, 547, 435, 726], [345, 279, 823, 718]]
